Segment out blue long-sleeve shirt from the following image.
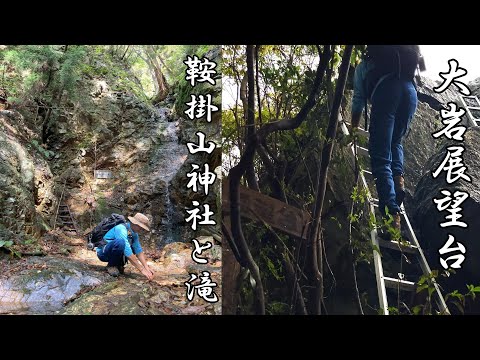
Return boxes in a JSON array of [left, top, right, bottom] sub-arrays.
[[97, 222, 143, 257], [351, 60, 392, 116], [352, 60, 371, 116]]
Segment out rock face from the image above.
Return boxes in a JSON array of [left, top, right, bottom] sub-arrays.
[[3, 73, 192, 246], [0, 111, 56, 241], [0, 256, 109, 314], [409, 77, 480, 308], [416, 76, 459, 111], [412, 127, 480, 297]]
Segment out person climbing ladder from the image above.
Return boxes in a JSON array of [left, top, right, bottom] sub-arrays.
[[350, 45, 426, 239]]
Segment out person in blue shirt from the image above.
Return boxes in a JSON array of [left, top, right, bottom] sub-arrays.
[[351, 46, 422, 238], [97, 212, 154, 280]]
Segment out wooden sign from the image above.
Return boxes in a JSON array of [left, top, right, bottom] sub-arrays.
[[94, 170, 113, 179], [222, 179, 311, 239]]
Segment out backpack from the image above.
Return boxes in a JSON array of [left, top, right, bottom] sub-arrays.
[[366, 45, 424, 84], [86, 213, 127, 250], [361, 45, 425, 129]]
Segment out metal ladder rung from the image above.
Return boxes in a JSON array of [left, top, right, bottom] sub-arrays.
[[377, 238, 418, 254], [355, 127, 369, 138], [343, 121, 368, 134], [383, 276, 416, 291], [459, 95, 480, 128], [355, 145, 370, 157]]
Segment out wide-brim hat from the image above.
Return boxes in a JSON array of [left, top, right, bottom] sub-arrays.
[[128, 213, 151, 232]]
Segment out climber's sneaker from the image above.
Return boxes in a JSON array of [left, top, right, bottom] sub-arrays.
[[106, 266, 120, 277]]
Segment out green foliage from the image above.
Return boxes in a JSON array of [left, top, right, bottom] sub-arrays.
[[1, 45, 87, 102], [412, 270, 480, 315], [330, 216, 342, 229], [351, 186, 368, 204], [266, 301, 290, 315], [30, 139, 55, 159], [1, 45, 214, 110], [160, 45, 212, 85], [386, 306, 400, 315], [0, 239, 13, 249], [0, 238, 20, 258], [260, 248, 284, 281], [173, 45, 220, 115], [466, 284, 480, 300]]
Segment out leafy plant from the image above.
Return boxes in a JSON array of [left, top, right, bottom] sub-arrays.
[[30, 139, 55, 159], [0, 239, 13, 249]]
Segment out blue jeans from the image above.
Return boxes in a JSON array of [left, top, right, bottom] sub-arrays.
[[368, 75, 417, 216], [97, 238, 126, 267]]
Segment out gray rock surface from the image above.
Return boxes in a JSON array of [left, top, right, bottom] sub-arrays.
[[412, 127, 480, 298], [0, 241, 221, 315], [0, 256, 109, 314]]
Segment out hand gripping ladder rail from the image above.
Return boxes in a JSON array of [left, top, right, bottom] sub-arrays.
[[339, 112, 449, 315]]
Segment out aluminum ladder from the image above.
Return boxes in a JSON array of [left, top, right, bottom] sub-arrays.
[[339, 112, 449, 315], [57, 203, 78, 234], [458, 95, 480, 127]]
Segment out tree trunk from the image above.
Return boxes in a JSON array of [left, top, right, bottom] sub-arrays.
[[255, 45, 263, 125], [152, 67, 169, 103], [156, 52, 175, 79], [144, 46, 170, 103], [307, 45, 354, 314], [245, 45, 259, 191], [221, 216, 242, 315]]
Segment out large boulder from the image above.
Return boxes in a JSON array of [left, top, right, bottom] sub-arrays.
[[416, 76, 459, 111], [413, 126, 480, 302]]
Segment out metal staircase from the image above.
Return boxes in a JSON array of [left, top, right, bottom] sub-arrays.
[[339, 112, 449, 315]]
